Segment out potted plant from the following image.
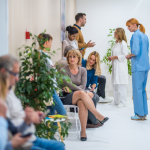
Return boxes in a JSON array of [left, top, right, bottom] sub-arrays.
[[15, 30, 71, 140]]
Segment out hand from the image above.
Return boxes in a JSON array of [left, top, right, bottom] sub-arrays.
[[37, 111, 46, 121], [87, 40, 96, 48], [107, 56, 117, 61], [0, 101, 7, 118], [11, 133, 31, 148], [90, 84, 96, 91], [63, 87, 71, 93], [87, 92, 94, 99], [126, 54, 131, 59], [25, 107, 41, 124]]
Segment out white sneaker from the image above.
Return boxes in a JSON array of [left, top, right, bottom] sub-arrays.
[[98, 97, 113, 103], [109, 102, 117, 105], [117, 103, 126, 108]]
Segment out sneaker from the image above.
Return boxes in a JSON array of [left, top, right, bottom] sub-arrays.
[[117, 103, 126, 108], [131, 115, 146, 120], [109, 102, 117, 105], [98, 97, 113, 103]]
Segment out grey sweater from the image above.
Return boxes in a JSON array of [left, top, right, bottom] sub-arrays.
[[60, 65, 87, 91]]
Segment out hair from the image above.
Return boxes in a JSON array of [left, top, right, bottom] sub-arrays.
[[66, 26, 78, 35], [86, 51, 101, 76], [0, 73, 9, 100], [64, 45, 75, 57], [115, 28, 127, 43], [66, 50, 82, 66], [126, 18, 145, 33], [75, 13, 86, 22], [37, 33, 53, 49], [0, 55, 19, 71]]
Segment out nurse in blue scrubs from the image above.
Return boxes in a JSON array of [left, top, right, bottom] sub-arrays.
[[126, 18, 150, 120]]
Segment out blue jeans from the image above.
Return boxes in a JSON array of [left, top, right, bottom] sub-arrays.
[[47, 90, 66, 115], [31, 137, 65, 150]]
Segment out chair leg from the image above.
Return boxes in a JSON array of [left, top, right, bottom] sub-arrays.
[[74, 107, 79, 138], [57, 122, 64, 143]]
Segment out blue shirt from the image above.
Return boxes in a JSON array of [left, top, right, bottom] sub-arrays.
[[0, 117, 8, 150], [82, 59, 98, 88], [130, 29, 150, 72]]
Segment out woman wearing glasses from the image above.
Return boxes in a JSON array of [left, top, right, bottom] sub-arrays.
[[108, 28, 128, 108]]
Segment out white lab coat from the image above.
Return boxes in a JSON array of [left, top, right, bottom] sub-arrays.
[[112, 40, 129, 84]]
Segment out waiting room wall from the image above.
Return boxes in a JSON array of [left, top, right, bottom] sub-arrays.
[[76, 0, 150, 96], [9, 0, 76, 63]]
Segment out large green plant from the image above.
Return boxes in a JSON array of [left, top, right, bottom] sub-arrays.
[[101, 29, 132, 75], [15, 30, 71, 140]]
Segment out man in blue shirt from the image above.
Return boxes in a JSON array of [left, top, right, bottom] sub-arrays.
[[126, 18, 150, 120]]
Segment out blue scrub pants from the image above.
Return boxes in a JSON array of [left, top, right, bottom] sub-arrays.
[[132, 71, 149, 116]]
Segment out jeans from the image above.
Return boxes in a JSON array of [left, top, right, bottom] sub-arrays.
[[96, 75, 106, 98], [31, 137, 65, 150], [47, 90, 66, 115]]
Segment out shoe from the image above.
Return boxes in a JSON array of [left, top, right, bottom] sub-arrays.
[[131, 115, 146, 120], [80, 137, 87, 141], [117, 103, 126, 108], [98, 117, 109, 125], [80, 132, 87, 141], [109, 102, 117, 105], [98, 97, 113, 103], [86, 121, 103, 128]]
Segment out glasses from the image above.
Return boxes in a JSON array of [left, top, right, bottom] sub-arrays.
[[5, 68, 19, 77], [114, 32, 117, 34]]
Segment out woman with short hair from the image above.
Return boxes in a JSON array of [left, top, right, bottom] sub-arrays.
[[108, 28, 128, 108], [60, 50, 108, 141]]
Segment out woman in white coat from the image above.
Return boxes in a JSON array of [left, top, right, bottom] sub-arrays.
[[108, 28, 128, 107], [62, 26, 79, 53]]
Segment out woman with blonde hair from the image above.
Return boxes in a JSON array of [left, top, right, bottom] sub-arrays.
[[108, 28, 128, 108], [126, 18, 149, 120], [61, 50, 108, 141]]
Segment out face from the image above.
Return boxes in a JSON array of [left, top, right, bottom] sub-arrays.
[[69, 33, 78, 41], [44, 39, 52, 49], [81, 15, 86, 27], [68, 54, 79, 65], [89, 55, 96, 66], [127, 23, 137, 32], [9, 63, 20, 87], [114, 30, 118, 39]]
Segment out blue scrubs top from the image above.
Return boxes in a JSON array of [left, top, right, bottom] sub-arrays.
[[130, 29, 150, 72], [82, 59, 98, 88]]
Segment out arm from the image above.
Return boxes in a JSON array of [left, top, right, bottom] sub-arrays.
[[0, 117, 8, 150], [76, 68, 87, 89], [118, 42, 128, 61], [91, 75, 98, 89]]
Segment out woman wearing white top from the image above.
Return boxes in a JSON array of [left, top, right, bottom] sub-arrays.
[[108, 28, 128, 107], [62, 26, 78, 53]]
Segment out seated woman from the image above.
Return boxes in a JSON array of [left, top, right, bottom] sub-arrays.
[[37, 33, 66, 116], [62, 26, 78, 53], [60, 50, 109, 141]]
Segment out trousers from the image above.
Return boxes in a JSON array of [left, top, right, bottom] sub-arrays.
[[96, 75, 106, 98], [47, 90, 66, 115], [132, 71, 149, 116], [31, 137, 65, 150], [113, 84, 127, 105]]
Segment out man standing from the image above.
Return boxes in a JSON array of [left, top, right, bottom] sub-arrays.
[[73, 13, 96, 58]]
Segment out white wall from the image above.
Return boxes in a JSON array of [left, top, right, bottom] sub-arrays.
[[0, 0, 8, 56], [76, 0, 150, 96], [9, 0, 76, 64]]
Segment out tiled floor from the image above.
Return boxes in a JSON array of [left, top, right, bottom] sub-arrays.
[[64, 97, 150, 150]]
